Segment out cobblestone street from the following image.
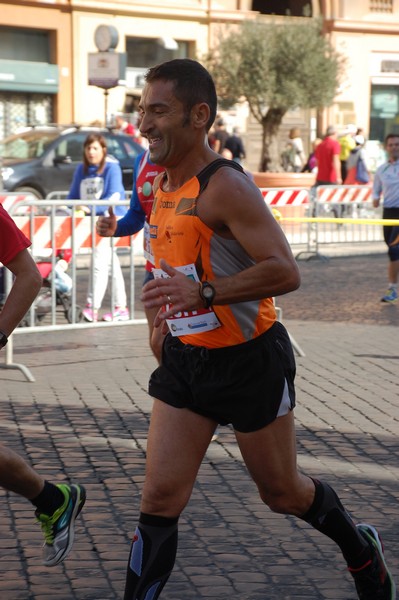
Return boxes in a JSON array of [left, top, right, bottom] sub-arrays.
[[0, 251, 397, 599]]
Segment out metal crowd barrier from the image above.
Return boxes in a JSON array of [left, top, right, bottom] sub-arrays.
[[260, 187, 312, 250], [260, 184, 384, 260], [310, 185, 383, 259], [1, 197, 145, 381], [0, 186, 389, 380]]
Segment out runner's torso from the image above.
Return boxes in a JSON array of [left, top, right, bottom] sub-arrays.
[[150, 159, 276, 349]]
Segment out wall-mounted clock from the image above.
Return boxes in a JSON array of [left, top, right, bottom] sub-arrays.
[[94, 25, 119, 52]]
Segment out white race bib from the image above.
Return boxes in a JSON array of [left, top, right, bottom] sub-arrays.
[[80, 177, 104, 200], [153, 263, 221, 336]]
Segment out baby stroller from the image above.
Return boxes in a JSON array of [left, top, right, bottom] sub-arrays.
[[18, 249, 83, 326], [1, 249, 83, 326]]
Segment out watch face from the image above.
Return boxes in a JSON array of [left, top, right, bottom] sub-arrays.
[[203, 286, 214, 299]]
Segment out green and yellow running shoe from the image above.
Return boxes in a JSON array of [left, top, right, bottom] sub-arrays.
[[36, 483, 86, 567]]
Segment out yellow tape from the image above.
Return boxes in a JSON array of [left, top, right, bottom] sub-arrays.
[[279, 217, 399, 225]]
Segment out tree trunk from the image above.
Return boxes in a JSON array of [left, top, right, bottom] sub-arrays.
[[259, 108, 286, 172]]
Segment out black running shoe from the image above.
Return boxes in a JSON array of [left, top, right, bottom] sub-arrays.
[[349, 524, 396, 599]]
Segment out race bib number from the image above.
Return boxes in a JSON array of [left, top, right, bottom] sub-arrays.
[[80, 177, 104, 200], [153, 263, 221, 336]]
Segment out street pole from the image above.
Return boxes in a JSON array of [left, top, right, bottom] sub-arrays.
[[104, 89, 109, 127]]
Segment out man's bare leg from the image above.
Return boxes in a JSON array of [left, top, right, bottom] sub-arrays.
[[236, 411, 370, 565], [124, 400, 217, 600], [0, 443, 44, 499]]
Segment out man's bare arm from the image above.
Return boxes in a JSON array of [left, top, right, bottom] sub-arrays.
[[142, 169, 300, 318], [0, 249, 42, 335]]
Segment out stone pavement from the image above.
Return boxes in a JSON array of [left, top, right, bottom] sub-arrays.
[[0, 253, 398, 600]]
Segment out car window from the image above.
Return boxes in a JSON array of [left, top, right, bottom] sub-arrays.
[[55, 134, 86, 161], [0, 131, 59, 159], [106, 137, 125, 161]]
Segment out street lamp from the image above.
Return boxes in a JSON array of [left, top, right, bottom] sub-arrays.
[[88, 25, 126, 126]]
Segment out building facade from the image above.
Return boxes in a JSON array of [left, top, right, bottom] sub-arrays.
[[0, 1, 73, 138], [322, 0, 399, 143]]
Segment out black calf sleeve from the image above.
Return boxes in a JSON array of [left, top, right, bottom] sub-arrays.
[[300, 479, 370, 567], [124, 512, 178, 600]]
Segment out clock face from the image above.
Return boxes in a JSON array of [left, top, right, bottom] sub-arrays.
[[94, 25, 119, 52]]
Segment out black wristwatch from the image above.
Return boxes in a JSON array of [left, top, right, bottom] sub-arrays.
[[0, 331, 8, 349], [199, 281, 216, 309]]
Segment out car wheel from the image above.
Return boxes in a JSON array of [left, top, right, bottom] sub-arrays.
[[14, 186, 43, 200]]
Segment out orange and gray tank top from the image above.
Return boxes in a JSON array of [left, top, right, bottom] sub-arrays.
[[150, 158, 276, 349]]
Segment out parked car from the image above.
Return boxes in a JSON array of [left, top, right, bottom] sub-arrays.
[[0, 125, 144, 199]]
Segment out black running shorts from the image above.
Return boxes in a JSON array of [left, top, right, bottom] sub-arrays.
[[148, 321, 296, 433], [383, 207, 399, 262]]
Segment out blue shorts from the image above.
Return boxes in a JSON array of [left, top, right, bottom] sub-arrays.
[[148, 321, 296, 433]]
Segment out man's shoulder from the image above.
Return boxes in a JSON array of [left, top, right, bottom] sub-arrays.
[[375, 161, 389, 175]]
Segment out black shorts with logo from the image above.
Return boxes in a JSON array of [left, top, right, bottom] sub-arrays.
[[148, 321, 296, 433]]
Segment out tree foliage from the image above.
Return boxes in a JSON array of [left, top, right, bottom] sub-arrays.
[[206, 18, 345, 171]]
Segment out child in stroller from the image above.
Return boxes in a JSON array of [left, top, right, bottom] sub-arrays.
[[33, 249, 83, 324]]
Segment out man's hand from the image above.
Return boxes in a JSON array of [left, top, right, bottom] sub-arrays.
[[141, 259, 204, 320], [96, 206, 117, 237]]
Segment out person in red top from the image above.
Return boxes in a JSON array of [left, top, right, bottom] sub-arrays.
[[0, 205, 86, 567], [114, 114, 137, 137], [315, 125, 342, 185], [315, 125, 343, 217], [96, 149, 165, 361]]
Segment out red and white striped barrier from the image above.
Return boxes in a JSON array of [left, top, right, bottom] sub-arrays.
[[0, 192, 37, 213], [259, 188, 310, 206], [316, 185, 372, 204], [13, 215, 141, 251]]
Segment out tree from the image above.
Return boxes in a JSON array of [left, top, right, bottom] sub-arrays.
[[206, 18, 344, 171]]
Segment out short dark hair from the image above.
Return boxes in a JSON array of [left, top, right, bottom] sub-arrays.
[[82, 133, 107, 174], [385, 133, 399, 145], [145, 59, 217, 132]]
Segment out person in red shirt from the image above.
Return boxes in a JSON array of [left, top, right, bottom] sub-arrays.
[[96, 149, 165, 361], [0, 205, 86, 566], [114, 114, 137, 137], [315, 125, 342, 185], [315, 125, 343, 217]]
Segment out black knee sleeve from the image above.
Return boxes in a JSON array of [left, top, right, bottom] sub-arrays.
[[124, 513, 179, 600], [300, 479, 369, 565]]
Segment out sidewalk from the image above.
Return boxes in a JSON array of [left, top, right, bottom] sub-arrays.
[[0, 254, 398, 600]]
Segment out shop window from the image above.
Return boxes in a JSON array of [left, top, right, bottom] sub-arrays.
[[0, 92, 52, 138], [126, 37, 189, 68], [0, 27, 50, 62], [252, 0, 312, 16], [370, 85, 399, 142]]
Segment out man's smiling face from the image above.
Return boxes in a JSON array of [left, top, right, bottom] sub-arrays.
[[138, 80, 193, 168]]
